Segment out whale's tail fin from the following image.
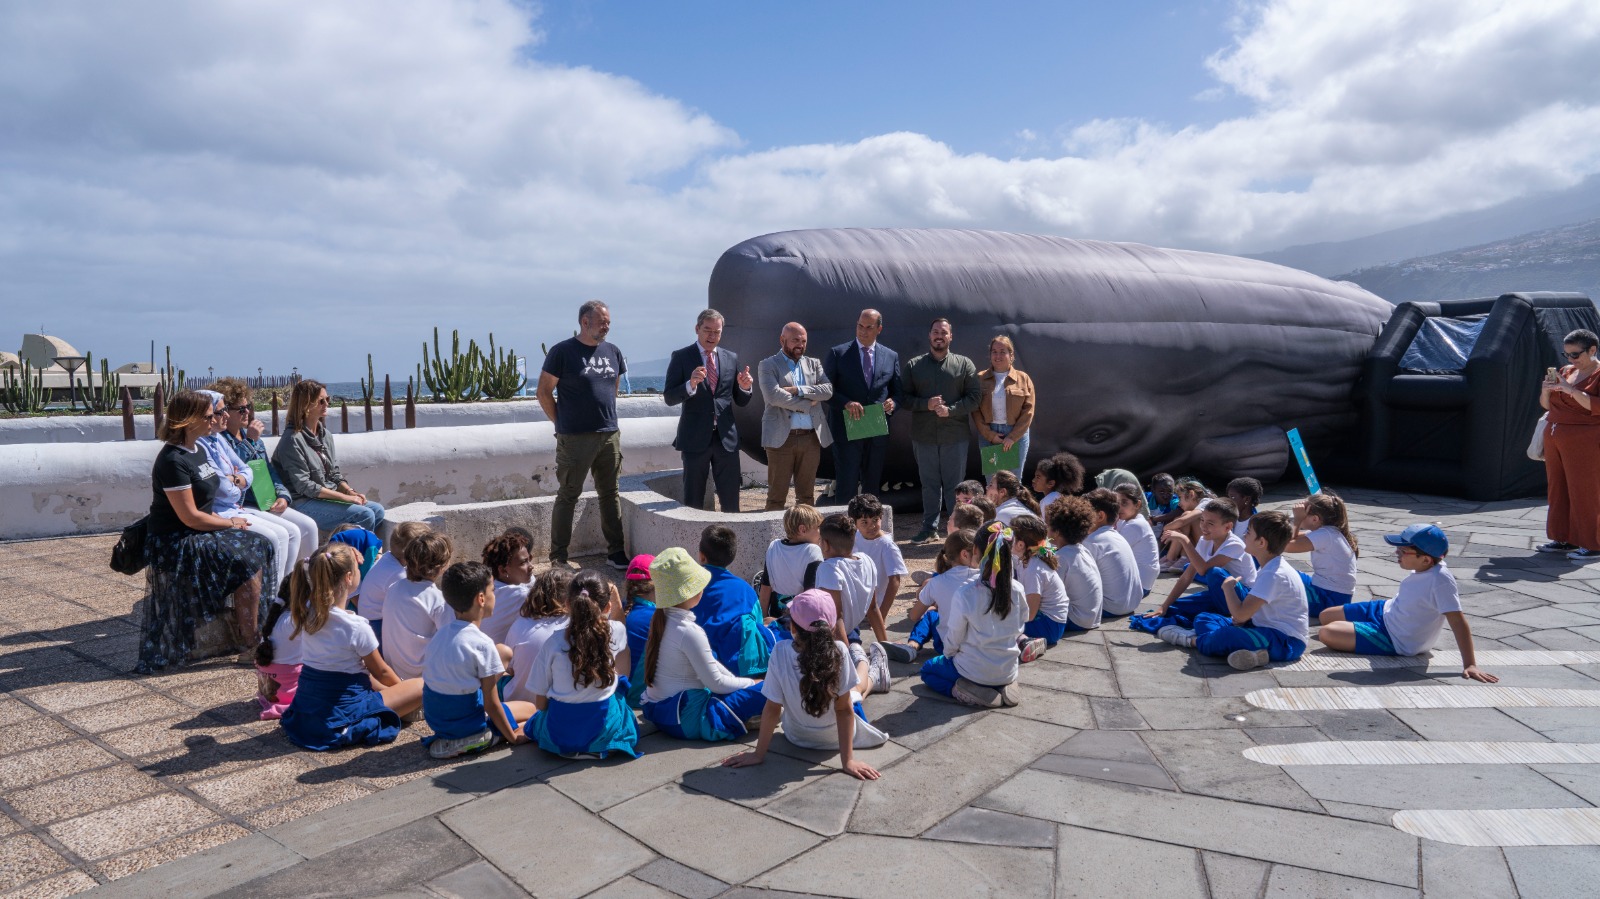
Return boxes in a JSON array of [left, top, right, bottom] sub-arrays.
[[1188, 426, 1289, 483]]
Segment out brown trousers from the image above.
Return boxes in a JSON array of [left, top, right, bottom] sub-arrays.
[[765, 429, 823, 511], [1545, 421, 1600, 550]]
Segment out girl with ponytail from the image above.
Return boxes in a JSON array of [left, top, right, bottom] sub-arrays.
[[521, 570, 638, 759], [1287, 492, 1361, 616], [916, 522, 1028, 709], [1009, 514, 1070, 656], [639, 548, 768, 743], [280, 543, 423, 751], [723, 589, 889, 780]]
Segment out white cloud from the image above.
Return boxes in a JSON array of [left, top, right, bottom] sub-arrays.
[[1, 0, 1598, 377]]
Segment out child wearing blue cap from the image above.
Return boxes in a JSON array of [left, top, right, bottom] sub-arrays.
[[1316, 523, 1499, 683]]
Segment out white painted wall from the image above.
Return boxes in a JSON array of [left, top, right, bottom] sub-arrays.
[[0, 395, 676, 445], [0, 416, 711, 540]]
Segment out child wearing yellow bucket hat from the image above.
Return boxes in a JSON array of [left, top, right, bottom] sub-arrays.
[[722, 589, 890, 780], [639, 548, 769, 742]]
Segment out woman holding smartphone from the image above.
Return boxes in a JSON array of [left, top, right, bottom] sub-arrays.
[[1537, 329, 1600, 562]]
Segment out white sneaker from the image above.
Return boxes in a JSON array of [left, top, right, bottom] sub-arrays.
[[428, 728, 495, 759], [866, 642, 892, 694], [952, 677, 1002, 709], [1157, 625, 1196, 648], [1227, 648, 1271, 671], [1019, 637, 1048, 663], [912, 570, 933, 586]]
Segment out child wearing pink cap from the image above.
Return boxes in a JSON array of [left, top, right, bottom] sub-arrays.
[[722, 589, 889, 780], [622, 553, 656, 708]]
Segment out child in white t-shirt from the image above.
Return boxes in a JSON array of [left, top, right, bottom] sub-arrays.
[[848, 493, 907, 619], [881, 529, 978, 663], [722, 590, 889, 780], [762, 504, 824, 617], [1285, 493, 1359, 616], [1010, 514, 1072, 657], [383, 532, 457, 681], [422, 562, 536, 759], [355, 520, 430, 649], [1226, 477, 1263, 539], [1081, 488, 1144, 616], [254, 600, 302, 720], [816, 513, 891, 693], [480, 528, 536, 645], [1112, 484, 1160, 594], [1157, 512, 1309, 671], [1030, 452, 1084, 517], [1316, 524, 1498, 683], [987, 470, 1041, 525], [1152, 498, 1256, 619], [1045, 497, 1105, 631], [503, 569, 574, 704], [918, 522, 1028, 708], [521, 571, 637, 759]]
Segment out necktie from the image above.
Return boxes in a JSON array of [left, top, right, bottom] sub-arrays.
[[862, 345, 874, 382], [705, 350, 718, 392]]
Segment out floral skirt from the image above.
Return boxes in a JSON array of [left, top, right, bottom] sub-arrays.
[[136, 527, 274, 674]]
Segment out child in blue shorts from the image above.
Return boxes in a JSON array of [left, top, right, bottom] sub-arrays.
[[1284, 493, 1359, 617], [421, 561, 536, 759], [1316, 524, 1499, 683], [1158, 511, 1308, 671]]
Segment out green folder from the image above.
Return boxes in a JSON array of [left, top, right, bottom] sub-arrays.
[[246, 460, 277, 510], [980, 442, 1022, 476], [842, 402, 889, 441]]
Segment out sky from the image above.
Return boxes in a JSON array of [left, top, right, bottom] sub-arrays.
[[2, 0, 1599, 380]]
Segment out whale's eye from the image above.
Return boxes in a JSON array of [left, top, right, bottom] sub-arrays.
[[1079, 422, 1125, 445], [1084, 427, 1115, 445]]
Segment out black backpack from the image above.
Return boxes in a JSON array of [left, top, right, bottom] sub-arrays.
[[109, 517, 149, 576]]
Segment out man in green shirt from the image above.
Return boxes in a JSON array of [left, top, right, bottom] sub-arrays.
[[902, 318, 982, 542]]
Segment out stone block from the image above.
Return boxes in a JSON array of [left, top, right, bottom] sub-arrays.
[[442, 783, 653, 899], [1503, 846, 1600, 898], [1262, 864, 1417, 897], [630, 858, 729, 899], [265, 776, 473, 860], [540, 733, 744, 812], [87, 834, 303, 899], [215, 819, 479, 899], [427, 860, 533, 899], [924, 807, 1056, 849], [1284, 763, 1588, 810], [1140, 729, 1321, 812], [678, 749, 830, 807], [1200, 852, 1268, 899], [1030, 753, 1175, 791], [1130, 697, 1306, 730], [1054, 825, 1205, 898], [751, 833, 1053, 898], [757, 771, 864, 836], [601, 783, 819, 884], [1088, 697, 1149, 730], [1419, 839, 1516, 899]]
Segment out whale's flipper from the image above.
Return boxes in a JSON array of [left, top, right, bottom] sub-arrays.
[[1188, 426, 1290, 482]]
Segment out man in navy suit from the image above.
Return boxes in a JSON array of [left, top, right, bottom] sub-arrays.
[[665, 309, 754, 511], [823, 308, 900, 503]]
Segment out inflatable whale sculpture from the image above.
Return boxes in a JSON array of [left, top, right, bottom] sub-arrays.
[[711, 228, 1392, 484]]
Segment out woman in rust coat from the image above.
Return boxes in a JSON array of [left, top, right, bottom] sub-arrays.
[[1537, 329, 1600, 562]]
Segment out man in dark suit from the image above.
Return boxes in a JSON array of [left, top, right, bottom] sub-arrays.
[[823, 308, 900, 503], [665, 309, 753, 511]]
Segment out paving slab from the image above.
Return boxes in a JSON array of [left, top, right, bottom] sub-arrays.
[[628, 858, 728, 899], [1130, 697, 1307, 730], [1204, 669, 1278, 698], [978, 769, 1419, 887], [1037, 636, 1112, 670], [755, 770, 863, 836], [762, 731, 911, 772], [582, 876, 675, 899], [70, 833, 302, 899], [1500, 708, 1600, 742], [432, 744, 571, 795], [990, 683, 1096, 729], [442, 783, 653, 899], [849, 713, 1070, 838], [1530, 764, 1600, 805], [1015, 660, 1120, 697], [1054, 824, 1205, 898], [1282, 763, 1589, 810], [1299, 708, 1422, 741], [602, 783, 820, 884], [865, 686, 983, 751], [1029, 753, 1176, 791], [1391, 708, 1550, 742], [1049, 729, 1158, 763], [1318, 799, 1400, 825], [1419, 839, 1515, 899], [751, 832, 1053, 898], [678, 748, 830, 808], [1503, 846, 1600, 898], [1088, 697, 1149, 730], [540, 734, 742, 812], [214, 818, 478, 899], [1262, 864, 1417, 897], [1199, 852, 1269, 899], [425, 860, 531, 899], [923, 807, 1056, 849], [1141, 729, 1322, 812], [264, 775, 473, 860]]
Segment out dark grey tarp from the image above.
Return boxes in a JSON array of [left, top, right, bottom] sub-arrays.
[[711, 228, 1392, 485]]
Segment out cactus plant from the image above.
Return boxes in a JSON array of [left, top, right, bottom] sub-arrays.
[[420, 327, 484, 403], [479, 333, 527, 400], [359, 354, 376, 405], [78, 352, 121, 414], [1, 359, 47, 414], [158, 345, 186, 396]]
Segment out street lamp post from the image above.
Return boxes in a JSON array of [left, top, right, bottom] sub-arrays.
[[53, 355, 87, 411]]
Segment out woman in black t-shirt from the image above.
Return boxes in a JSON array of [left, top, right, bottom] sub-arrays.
[[138, 390, 276, 674]]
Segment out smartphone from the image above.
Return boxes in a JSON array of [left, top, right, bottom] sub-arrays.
[[1547, 366, 1558, 381]]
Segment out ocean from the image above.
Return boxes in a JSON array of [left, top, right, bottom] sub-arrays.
[[320, 375, 666, 401]]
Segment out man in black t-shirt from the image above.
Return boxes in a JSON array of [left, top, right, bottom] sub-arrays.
[[538, 299, 629, 569]]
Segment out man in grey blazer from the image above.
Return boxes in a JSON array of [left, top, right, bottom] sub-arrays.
[[757, 322, 833, 510]]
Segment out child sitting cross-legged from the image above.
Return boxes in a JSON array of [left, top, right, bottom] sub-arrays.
[[721, 589, 889, 780], [1157, 511, 1308, 671], [503, 568, 575, 704], [1009, 514, 1071, 658], [1045, 496, 1105, 632], [1152, 498, 1256, 620], [880, 528, 979, 663], [254, 599, 302, 720], [480, 528, 536, 645], [521, 571, 638, 759], [1113, 483, 1161, 595], [848, 494, 907, 627], [1286, 492, 1359, 617], [761, 504, 824, 619], [621, 555, 656, 708], [693, 525, 777, 678], [422, 561, 536, 759], [1158, 479, 1212, 572], [1315, 525, 1498, 683], [355, 521, 430, 650], [918, 522, 1028, 708], [640, 548, 769, 742], [816, 513, 893, 693], [281, 543, 423, 751], [1081, 488, 1145, 616], [384, 532, 456, 681]]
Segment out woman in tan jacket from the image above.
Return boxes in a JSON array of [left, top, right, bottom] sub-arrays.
[[972, 336, 1035, 478]]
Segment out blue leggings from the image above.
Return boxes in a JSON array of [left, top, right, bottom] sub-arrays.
[[919, 655, 1010, 695], [909, 610, 943, 654], [1302, 572, 1353, 618], [1023, 612, 1069, 646], [1167, 568, 1236, 620], [1193, 612, 1305, 662]]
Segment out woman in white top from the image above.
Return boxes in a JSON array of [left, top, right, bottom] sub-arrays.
[[918, 522, 1028, 708], [972, 336, 1035, 479], [281, 543, 422, 751], [987, 470, 1041, 525], [522, 571, 637, 759], [639, 548, 768, 741], [504, 569, 576, 703], [723, 589, 889, 781]]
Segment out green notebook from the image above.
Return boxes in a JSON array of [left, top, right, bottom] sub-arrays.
[[246, 460, 277, 509], [842, 402, 889, 441], [980, 442, 1022, 476]]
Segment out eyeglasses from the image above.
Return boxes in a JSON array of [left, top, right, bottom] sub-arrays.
[[1394, 546, 1420, 557], [227, 405, 251, 414], [202, 411, 220, 420], [1565, 350, 1588, 360], [315, 397, 330, 406]]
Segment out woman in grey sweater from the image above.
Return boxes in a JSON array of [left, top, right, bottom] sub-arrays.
[[271, 379, 385, 534]]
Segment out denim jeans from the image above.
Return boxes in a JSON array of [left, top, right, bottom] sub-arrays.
[[293, 498, 386, 535], [979, 423, 1030, 479]]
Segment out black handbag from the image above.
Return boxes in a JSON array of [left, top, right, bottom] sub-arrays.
[[110, 517, 149, 576]]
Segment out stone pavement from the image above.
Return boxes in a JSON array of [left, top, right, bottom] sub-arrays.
[[2, 487, 1599, 897]]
